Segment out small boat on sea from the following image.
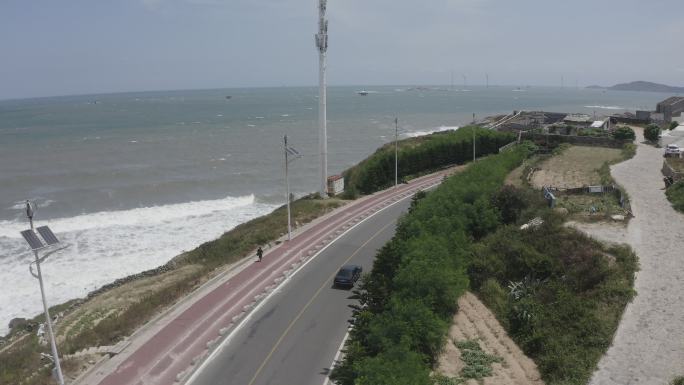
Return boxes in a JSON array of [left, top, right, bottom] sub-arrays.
[[357, 90, 369, 96], [225, 96, 232, 100]]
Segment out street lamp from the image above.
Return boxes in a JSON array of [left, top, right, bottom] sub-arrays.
[[284, 136, 302, 241], [20, 201, 68, 385], [472, 114, 477, 162]]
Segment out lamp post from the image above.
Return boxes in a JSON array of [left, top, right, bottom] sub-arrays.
[[472, 114, 476, 162], [284, 136, 302, 241], [20, 201, 68, 385]]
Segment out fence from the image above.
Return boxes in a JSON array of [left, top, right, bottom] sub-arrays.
[[542, 184, 632, 215], [662, 159, 684, 182]]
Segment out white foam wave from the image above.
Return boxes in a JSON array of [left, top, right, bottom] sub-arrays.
[[584, 105, 625, 110], [403, 126, 459, 138], [8, 199, 56, 210], [0, 195, 278, 335]]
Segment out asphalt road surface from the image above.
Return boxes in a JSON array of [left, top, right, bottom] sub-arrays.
[[187, 198, 411, 385]]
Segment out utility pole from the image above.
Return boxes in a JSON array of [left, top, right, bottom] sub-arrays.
[[394, 117, 399, 187], [284, 136, 301, 241], [315, 0, 329, 197]]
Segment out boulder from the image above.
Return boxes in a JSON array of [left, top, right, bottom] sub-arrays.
[[554, 207, 569, 216], [8, 317, 27, 331]]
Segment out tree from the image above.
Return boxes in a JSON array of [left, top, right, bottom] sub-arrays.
[[611, 126, 635, 141], [644, 124, 661, 142]]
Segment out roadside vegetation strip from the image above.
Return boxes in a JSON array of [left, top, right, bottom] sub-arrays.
[[331, 142, 638, 385], [331, 147, 530, 385], [342, 126, 515, 197]]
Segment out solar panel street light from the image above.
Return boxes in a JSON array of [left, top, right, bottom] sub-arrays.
[[37, 226, 60, 246], [19, 201, 66, 385], [21, 229, 45, 250]]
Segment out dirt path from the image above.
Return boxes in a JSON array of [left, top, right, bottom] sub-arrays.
[[436, 292, 544, 385], [586, 129, 684, 385]]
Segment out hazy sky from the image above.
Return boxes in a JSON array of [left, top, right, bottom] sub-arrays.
[[1, 0, 683, 100]]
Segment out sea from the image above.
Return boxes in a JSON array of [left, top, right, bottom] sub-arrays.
[[0, 85, 669, 335]]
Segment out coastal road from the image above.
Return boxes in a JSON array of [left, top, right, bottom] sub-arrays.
[[88, 171, 449, 385], [186, 195, 410, 385]]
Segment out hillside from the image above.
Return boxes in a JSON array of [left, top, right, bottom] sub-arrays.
[[607, 81, 684, 93]]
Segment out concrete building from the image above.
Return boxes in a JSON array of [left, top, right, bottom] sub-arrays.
[[563, 113, 593, 127], [656, 96, 684, 122], [590, 118, 612, 130]]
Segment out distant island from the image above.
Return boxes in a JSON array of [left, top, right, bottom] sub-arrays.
[[587, 81, 684, 93]]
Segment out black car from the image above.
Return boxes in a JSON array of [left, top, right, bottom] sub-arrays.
[[333, 265, 362, 288]]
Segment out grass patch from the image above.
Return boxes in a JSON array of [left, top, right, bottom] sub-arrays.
[[455, 339, 503, 380], [671, 376, 684, 385], [554, 193, 629, 219]]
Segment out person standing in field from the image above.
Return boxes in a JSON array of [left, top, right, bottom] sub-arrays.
[[256, 246, 263, 262]]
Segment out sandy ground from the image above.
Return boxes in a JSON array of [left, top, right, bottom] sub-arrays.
[[436, 292, 544, 385], [530, 146, 622, 189], [583, 129, 684, 385]]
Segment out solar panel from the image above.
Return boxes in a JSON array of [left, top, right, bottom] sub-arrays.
[[37, 226, 59, 245], [21, 230, 45, 250]]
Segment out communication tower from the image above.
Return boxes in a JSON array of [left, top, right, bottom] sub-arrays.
[[315, 0, 329, 196]]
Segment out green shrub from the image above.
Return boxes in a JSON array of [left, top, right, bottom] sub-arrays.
[[669, 121, 680, 130], [666, 180, 684, 212], [471, 210, 638, 385], [612, 126, 635, 141], [354, 346, 432, 385], [644, 123, 661, 142]]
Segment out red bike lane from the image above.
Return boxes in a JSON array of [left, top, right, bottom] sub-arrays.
[[96, 172, 445, 385]]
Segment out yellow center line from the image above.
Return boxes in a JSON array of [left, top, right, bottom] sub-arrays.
[[246, 221, 394, 385]]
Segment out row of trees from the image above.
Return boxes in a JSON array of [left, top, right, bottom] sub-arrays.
[[330, 147, 529, 385], [342, 127, 516, 196]]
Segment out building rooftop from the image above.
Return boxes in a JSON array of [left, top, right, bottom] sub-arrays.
[[658, 96, 684, 106], [564, 114, 593, 123]]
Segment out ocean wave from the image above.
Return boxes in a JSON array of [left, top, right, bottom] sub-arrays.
[[8, 199, 56, 211], [403, 126, 460, 138], [0, 194, 277, 336], [584, 105, 625, 110], [0, 195, 257, 238]]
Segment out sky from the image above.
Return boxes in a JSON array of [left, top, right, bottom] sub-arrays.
[[1, 0, 683, 100]]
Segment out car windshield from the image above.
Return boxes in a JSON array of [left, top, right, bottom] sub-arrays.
[[338, 269, 353, 278]]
